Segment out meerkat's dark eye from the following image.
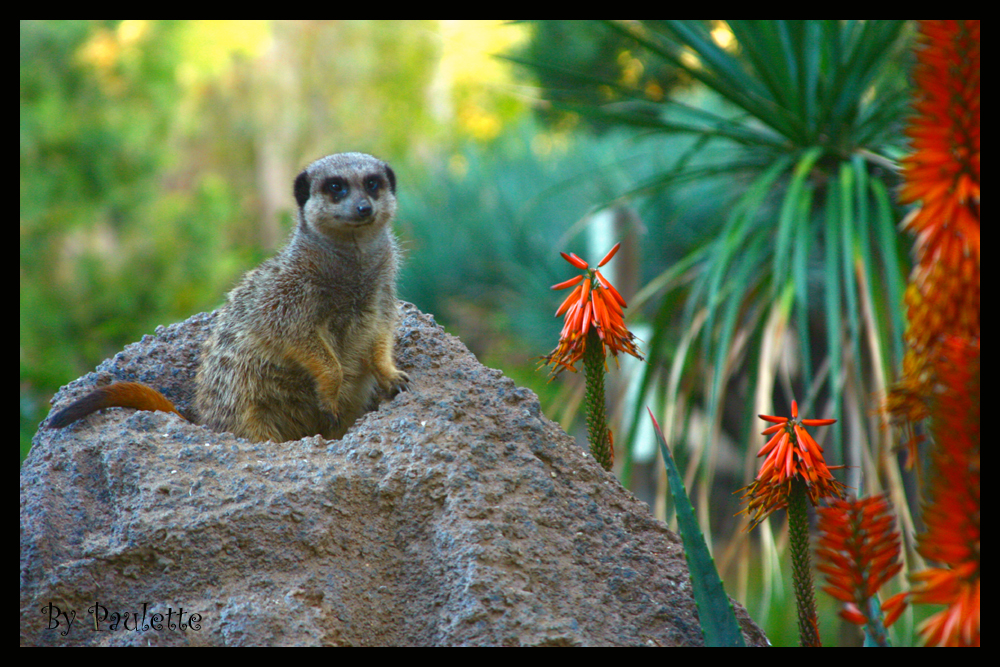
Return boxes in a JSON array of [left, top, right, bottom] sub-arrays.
[[364, 176, 381, 195], [325, 177, 349, 202]]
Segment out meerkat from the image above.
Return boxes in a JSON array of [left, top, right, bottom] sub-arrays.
[[48, 152, 409, 442]]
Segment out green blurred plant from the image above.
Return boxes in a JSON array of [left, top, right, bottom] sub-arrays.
[[19, 20, 445, 461], [518, 21, 917, 633], [541, 244, 747, 645]]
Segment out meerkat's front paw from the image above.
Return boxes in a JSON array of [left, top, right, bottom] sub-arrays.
[[386, 370, 410, 397], [318, 392, 341, 425], [320, 410, 341, 432]]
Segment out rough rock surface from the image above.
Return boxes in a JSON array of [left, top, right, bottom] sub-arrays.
[[21, 302, 768, 647]]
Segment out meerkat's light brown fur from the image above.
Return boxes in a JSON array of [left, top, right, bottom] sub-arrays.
[[49, 152, 408, 442]]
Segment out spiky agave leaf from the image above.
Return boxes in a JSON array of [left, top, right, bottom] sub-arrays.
[[649, 409, 745, 647]]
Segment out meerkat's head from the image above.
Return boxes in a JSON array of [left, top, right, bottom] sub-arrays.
[[294, 152, 397, 240]]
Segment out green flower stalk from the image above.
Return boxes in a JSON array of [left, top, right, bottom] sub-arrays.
[[788, 480, 821, 646], [541, 242, 642, 470], [583, 327, 613, 469]]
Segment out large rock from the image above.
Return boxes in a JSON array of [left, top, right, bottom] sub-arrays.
[[20, 302, 767, 646]]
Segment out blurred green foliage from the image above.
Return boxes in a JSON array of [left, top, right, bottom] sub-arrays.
[[20, 20, 729, 462], [514, 20, 924, 644], [518, 19, 916, 492], [506, 21, 690, 133], [20, 20, 446, 458]]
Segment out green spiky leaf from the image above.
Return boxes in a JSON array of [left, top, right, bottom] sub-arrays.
[[649, 408, 745, 646]]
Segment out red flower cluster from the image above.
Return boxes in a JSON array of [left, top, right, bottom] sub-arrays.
[[542, 242, 643, 377], [910, 337, 980, 646], [737, 401, 846, 530], [888, 20, 980, 429], [883, 20, 980, 646], [815, 494, 908, 629]]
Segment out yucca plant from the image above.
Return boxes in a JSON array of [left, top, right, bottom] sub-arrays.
[[518, 20, 917, 636]]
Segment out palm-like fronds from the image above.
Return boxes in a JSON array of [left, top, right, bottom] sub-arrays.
[[520, 20, 915, 631]]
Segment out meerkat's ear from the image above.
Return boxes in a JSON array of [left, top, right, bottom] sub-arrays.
[[384, 164, 396, 194], [294, 170, 311, 208]]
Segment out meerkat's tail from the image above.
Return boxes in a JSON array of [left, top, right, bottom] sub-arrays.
[[48, 381, 184, 428]]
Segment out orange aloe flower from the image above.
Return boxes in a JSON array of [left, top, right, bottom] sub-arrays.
[[541, 242, 643, 377], [815, 494, 908, 630], [910, 336, 980, 646], [887, 20, 980, 430], [736, 401, 846, 530]]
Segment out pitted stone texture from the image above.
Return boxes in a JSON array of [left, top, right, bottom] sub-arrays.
[[21, 303, 767, 646]]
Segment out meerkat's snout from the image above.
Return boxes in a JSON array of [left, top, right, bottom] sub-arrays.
[[355, 199, 373, 219]]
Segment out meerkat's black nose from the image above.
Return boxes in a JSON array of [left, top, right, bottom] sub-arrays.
[[356, 200, 373, 218]]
